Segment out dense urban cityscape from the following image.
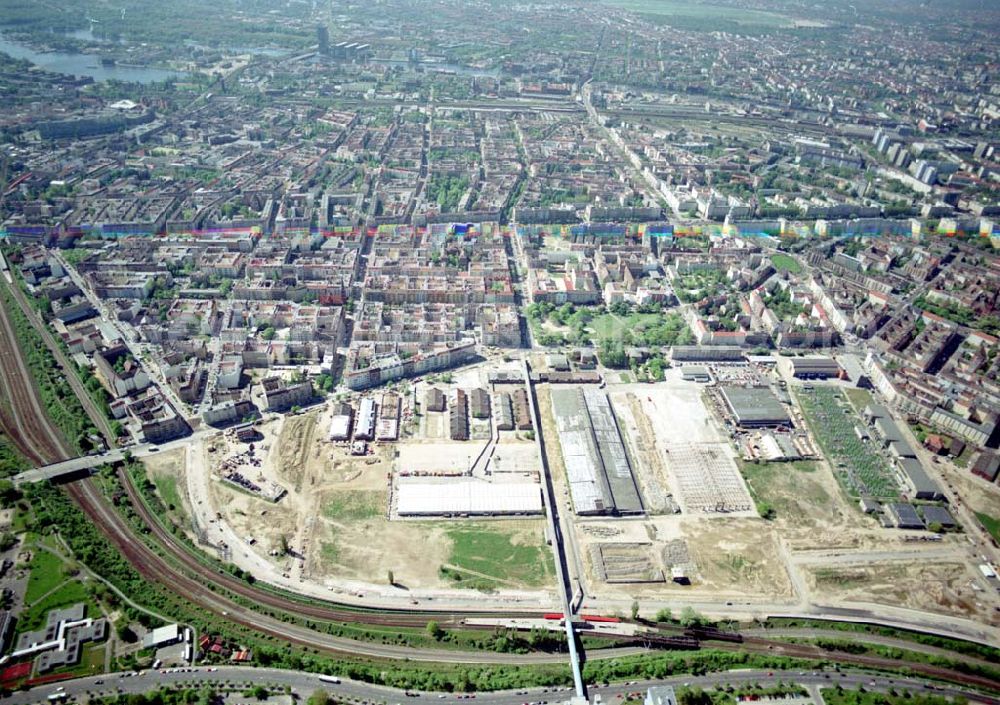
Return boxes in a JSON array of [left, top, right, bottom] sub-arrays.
[[0, 1, 998, 704]]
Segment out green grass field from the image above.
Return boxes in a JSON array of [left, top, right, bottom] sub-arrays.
[[770, 253, 803, 274], [443, 524, 554, 589], [24, 550, 68, 605], [843, 387, 874, 412], [18, 580, 93, 633], [739, 460, 828, 522], [589, 313, 661, 342], [152, 474, 182, 512], [323, 490, 383, 522], [589, 312, 690, 347], [976, 512, 1000, 543]]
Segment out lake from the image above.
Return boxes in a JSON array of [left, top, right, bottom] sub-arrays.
[[0, 33, 185, 84]]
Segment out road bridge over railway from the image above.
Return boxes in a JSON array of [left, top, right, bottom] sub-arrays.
[[12, 450, 127, 484], [12, 432, 201, 485]]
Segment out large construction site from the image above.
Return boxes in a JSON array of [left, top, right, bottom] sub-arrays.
[[533, 361, 1000, 628], [151, 359, 557, 602], [138, 355, 1000, 627]]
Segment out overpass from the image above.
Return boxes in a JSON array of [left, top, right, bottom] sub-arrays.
[[522, 360, 586, 700], [13, 449, 128, 485]]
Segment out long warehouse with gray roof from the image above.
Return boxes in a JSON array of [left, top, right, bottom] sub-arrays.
[[550, 387, 643, 515]]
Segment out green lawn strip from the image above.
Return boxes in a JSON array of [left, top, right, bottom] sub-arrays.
[[821, 687, 965, 705], [0, 279, 94, 454], [770, 253, 803, 274], [24, 548, 70, 604], [17, 580, 95, 633], [778, 637, 1000, 682], [152, 473, 183, 513], [737, 460, 823, 520], [445, 524, 554, 587], [322, 490, 383, 521], [975, 512, 1000, 543], [843, 388, 874, 412], [761, 617, 999, 663]]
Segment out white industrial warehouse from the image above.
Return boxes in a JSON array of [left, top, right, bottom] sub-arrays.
[[396, 479, 543, 517]]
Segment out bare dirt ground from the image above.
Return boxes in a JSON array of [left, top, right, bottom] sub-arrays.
[[938, 457, 1000, 519], [193, 392, 552, 595], [684, 518, 794, 597], [740, 458, 889, 551], [611, 393, 675, 514], [535, 385, 567, 488], [546, 371, 999, 625], [573, 515, 794, 600], [802, 560, 995, 624]]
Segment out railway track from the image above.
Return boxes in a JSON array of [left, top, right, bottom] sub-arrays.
[[66, 478, 567, 664], [2, 274, 997, 687], [736, 635, 1000, 694], [0, 279, 70, 464], [113, 465, 546, 626]]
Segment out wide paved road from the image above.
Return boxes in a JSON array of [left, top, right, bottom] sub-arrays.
[[13, 667, 997, 705]]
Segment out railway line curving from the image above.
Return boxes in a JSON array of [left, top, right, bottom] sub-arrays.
[[0, 275, 997, 687]]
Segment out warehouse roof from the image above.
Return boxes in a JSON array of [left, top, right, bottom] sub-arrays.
[[864, 403, 891, 420], [550, 387, 643, 515], [874, 416, 903, 442], [396, 480, 542, 516], [887, 502, 924, 529], [898, 457, 943, 499], [720, 385, 791, 427], [329, 414, 352, 440], [671, 346, 746, 362], [790, 356, 840, 372], [921, 505, 956, 528]]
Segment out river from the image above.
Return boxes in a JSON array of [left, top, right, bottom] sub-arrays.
[[0, 33, 184, 84]]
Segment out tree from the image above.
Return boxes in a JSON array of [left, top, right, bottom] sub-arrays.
[[655, 607, 672, 623], [0, 480, 20, 508], [0, 532, 15, 552], [679, 688, 713, 705], [630, 600, 640, 620], [598, 340, 628, 369], [116, 621, 137, 643], [307, 690, 330, 705], [387, 570, 395, 586], [426, 620, 444, 640], [679, 606, 707, 627]]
